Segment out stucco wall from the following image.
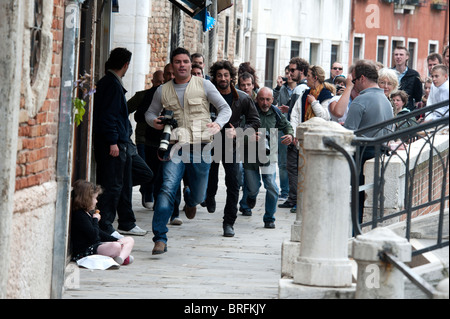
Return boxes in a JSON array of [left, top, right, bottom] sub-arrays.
[[7, 182, 57, 298]]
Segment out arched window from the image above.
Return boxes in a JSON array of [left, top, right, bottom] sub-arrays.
[[30, 0, 43, 85], [22, 0, 52, 118]]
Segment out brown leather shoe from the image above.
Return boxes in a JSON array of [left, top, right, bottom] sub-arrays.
[[184, 205, 197, 219], [152, 241, 167, 255]]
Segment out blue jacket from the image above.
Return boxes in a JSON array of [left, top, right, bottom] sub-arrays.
[[93, 71, 132, 145]]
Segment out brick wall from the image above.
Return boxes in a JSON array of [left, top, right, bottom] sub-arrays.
[[145, 0, 240, 86], [15, 0, 63, 191], [410, 149, 449, 218], [146, 0, 172, 88]]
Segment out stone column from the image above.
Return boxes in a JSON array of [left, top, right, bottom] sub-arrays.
[[280, 120, 316, 278], [353, 227, 412, 299], [292, 118, 355, 288], [0, 0, 23, 298], [434, 278, 449, 299]]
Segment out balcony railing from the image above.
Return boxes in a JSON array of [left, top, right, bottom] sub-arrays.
[[324, 100, 448, 297]]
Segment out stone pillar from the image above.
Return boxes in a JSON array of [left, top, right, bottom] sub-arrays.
[[0, 0, 23, 298], [280, 120, 316, 278], [292, 118, 355, 288], [353, 227, 412, 299], [434, 278, 449, 299]]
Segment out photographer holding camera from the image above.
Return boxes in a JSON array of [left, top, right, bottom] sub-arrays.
[[239, 87, 294, 229], [145, 48, 231, 255]]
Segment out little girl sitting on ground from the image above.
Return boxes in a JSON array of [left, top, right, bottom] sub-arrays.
[[70, 179, 135, 265]]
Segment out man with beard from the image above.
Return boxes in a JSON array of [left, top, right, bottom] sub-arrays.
[[240, 87, 294, 229], [204, 60, 260, 237], [279, 57, 309, 211]]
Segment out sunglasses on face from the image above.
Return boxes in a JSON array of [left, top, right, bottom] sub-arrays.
[[332, 67, 343, 71], [352, 76, 362, 84], [289, 68, 298, 73]]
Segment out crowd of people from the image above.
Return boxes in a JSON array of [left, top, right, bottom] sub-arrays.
[[69, 44, 449, 263]]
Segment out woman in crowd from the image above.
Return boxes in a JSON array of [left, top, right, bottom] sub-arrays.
[[378, 67, 399, 100], [290, 65, 335, 130]]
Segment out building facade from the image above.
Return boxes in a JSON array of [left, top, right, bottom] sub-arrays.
[[249, 0, 352, 88], [0, 0, 123, 298], [1, 0, 448, 299], [112, 0, 243, 99], [350, 0, 449, 77], [0, 0, 236, 299]]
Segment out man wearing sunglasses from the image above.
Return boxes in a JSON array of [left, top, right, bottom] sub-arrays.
[[344, 60, 394, 225], [278, 57, 309, 210], [344, 60, 393, 136], [325, 62, 344, 84]]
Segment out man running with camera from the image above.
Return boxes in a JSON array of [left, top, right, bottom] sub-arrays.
[[145, 48, 231, 255]]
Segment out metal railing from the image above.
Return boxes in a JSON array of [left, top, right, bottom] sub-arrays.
[[324, 100, 449, 298]]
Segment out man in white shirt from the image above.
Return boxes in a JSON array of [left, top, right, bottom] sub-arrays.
[[426, 64, 449, 121]]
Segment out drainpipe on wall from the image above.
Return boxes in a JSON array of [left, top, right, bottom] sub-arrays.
[[208, 0, 218, 67], [51, 0, 85, 299], [349, 0, 355, 66], [0, 0, 23, 299], [444, 0, 449, 51]]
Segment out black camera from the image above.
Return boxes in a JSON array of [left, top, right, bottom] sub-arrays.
[[158, 110, 178, 153], [281, 77, 288, 82]]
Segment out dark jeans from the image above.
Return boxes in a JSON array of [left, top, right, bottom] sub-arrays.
[[207, 150, 240, 226], [135, 143, 153, 201], [285, 144, 298, 205], [94, 140, 136, 234], [131, 143, 153, 188]]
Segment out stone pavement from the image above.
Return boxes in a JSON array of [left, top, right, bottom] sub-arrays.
[[63, 166, 296, 299]]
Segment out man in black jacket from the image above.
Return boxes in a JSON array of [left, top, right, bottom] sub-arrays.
[[392, 46, 423, 111], [205, 60, 261, 237], [93, 47, 148, 238]]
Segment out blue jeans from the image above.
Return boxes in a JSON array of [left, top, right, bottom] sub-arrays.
[[241, 164, 279, 223], [152, 145, 211, 243]]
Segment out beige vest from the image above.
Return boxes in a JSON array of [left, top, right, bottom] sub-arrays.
[[161, 76, 212, 144]]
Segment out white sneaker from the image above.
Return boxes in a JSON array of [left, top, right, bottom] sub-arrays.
[[170, 217, 183, 226], [111, 231, 124, 239], [118, 225, 147, 236]]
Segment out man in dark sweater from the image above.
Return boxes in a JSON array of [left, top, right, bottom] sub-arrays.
[[392, 46, 423, 111], [93, 47, 148, 238]]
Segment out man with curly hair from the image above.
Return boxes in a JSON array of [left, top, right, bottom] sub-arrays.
[[204, 60, 260, 237]]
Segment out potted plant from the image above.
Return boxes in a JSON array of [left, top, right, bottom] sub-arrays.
[[72, 73, 95, 126], [431, 0, 447, 10]]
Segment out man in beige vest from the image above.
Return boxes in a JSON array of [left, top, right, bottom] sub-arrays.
[[145, 47, 231, 255]]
